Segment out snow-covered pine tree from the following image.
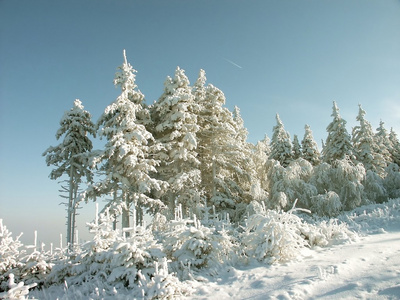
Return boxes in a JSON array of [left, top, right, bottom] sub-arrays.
[[43, 99, 95, 246], [389, 128, 400, 167], [375, 121, 393, 170], [301, 124, 320, 166], [150, 66, 201, 218], [232, 106, 256, 205], [92, 50, 166, 230], [352, 104, 386, 177], [269, 114, 293, 167], [322, 101, 353, 164], [292, 135, 301, 160], [251, 135, 271, 200], [193, 70, 252, 217]]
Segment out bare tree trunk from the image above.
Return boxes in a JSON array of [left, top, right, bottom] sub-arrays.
[[168, 193, 176, 220], [67, 163, 74, 249], [71, 184, 79, 246], [121, 192, 130, 237], [113, 190, 118, 230]]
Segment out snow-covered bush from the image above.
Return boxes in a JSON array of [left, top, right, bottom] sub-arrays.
[[363, 170, 387, 204], [46, 208, 191, 299], [298, 217, 356, 247], [242, 201, 356, 263], [241, 204, 309, 264], [0, 220, 24, 292], [311, 191, 342, 217], [265, 159, 317, 210], [0, 274, 37, 300], [384, 163, 400, 199], [16, 243, 54, 287], [332, 158, 365, 210], [1, 221, 56, 292], [161, 215, 238, 279], [310, 158, 365, 212]]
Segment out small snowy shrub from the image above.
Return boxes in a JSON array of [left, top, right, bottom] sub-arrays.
[[17, 244, 54, 287], [46, 208, 192, 300], [137, 258, 194, 299], [0, 220, 24, 291], [298, 218, 356, 247], [312, 191, 342, 217], [161, 216, 237, 279], [241, 205, 308, 264], [0, 274, 37, 300]]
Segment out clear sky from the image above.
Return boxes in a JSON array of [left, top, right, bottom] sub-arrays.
[[1, 0, 399, 246]]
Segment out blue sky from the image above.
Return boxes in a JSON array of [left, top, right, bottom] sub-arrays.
[[1, 0, 399, 245]]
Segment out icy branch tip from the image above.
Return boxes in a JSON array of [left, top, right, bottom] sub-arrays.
[[123, 49, 127, 65]]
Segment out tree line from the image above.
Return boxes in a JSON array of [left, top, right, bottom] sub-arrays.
[[43, 50, 400, 246]]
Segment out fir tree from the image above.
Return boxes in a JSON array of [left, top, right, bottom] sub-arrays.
[[43, 99, 95, 246], [92, 50, 166, 229], [270, 114, 293, 167], [389, 128, 400, 167], [292, 134, 301, 160], [352, 104, 386, 176], [251, 135, 271, 199], [375, 120, 392, 169], [193, 70, 252, 216], [151, 66, 201, 218], [322, 101, 353, 164], [301, 124, 320, 166]]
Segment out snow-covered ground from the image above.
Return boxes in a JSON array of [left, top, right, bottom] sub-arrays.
[[187, 230, 400, 299], [186, 201, 400, 300]]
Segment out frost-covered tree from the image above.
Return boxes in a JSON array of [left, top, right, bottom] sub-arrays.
[[374, 121, 392, 169], [322, 101, 353, 164], [270, 114, 293, 167], [43, 99, 95, 246], [151, 66, 201, 218], [310, 158, 365, 211], [251, 135, 271, 199], [92, 50, 166, 229], [265, 158, 316, 210], [193, 70, 252, 216], [301, 124, 320, 166], [231, 105, 256, 205], [352, 104, 386, 176], [389, 128, 400, 167], [384, 163, 400, 199], [292, 135, 301, 160]]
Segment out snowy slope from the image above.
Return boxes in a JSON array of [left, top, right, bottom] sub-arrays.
[[185, 200, 400, 300], [186, 231, 400, 299]]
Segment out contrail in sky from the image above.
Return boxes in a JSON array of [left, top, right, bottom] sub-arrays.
[[223, 57, 243, 69]]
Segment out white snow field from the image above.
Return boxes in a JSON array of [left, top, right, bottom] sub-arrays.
[[187, 230, 400, 300], [186, 201, 400, 300]]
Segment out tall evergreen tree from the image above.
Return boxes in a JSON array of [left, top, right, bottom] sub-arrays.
[[232, 105, 256, 203], [43, 99, 95, 246], [301, 124, 320, 166], [292, 134, 301, 160], [151, 66, 201, 218], [389, 128, 400, 167], [352, 104, 386, 176], [193, 70, 251, 215], [375, 121, 392, 168], [92, 50, 166, 229], [322, 101, 353, 164], [251, 135, 271, 199], [270, 114, 293, 167]]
